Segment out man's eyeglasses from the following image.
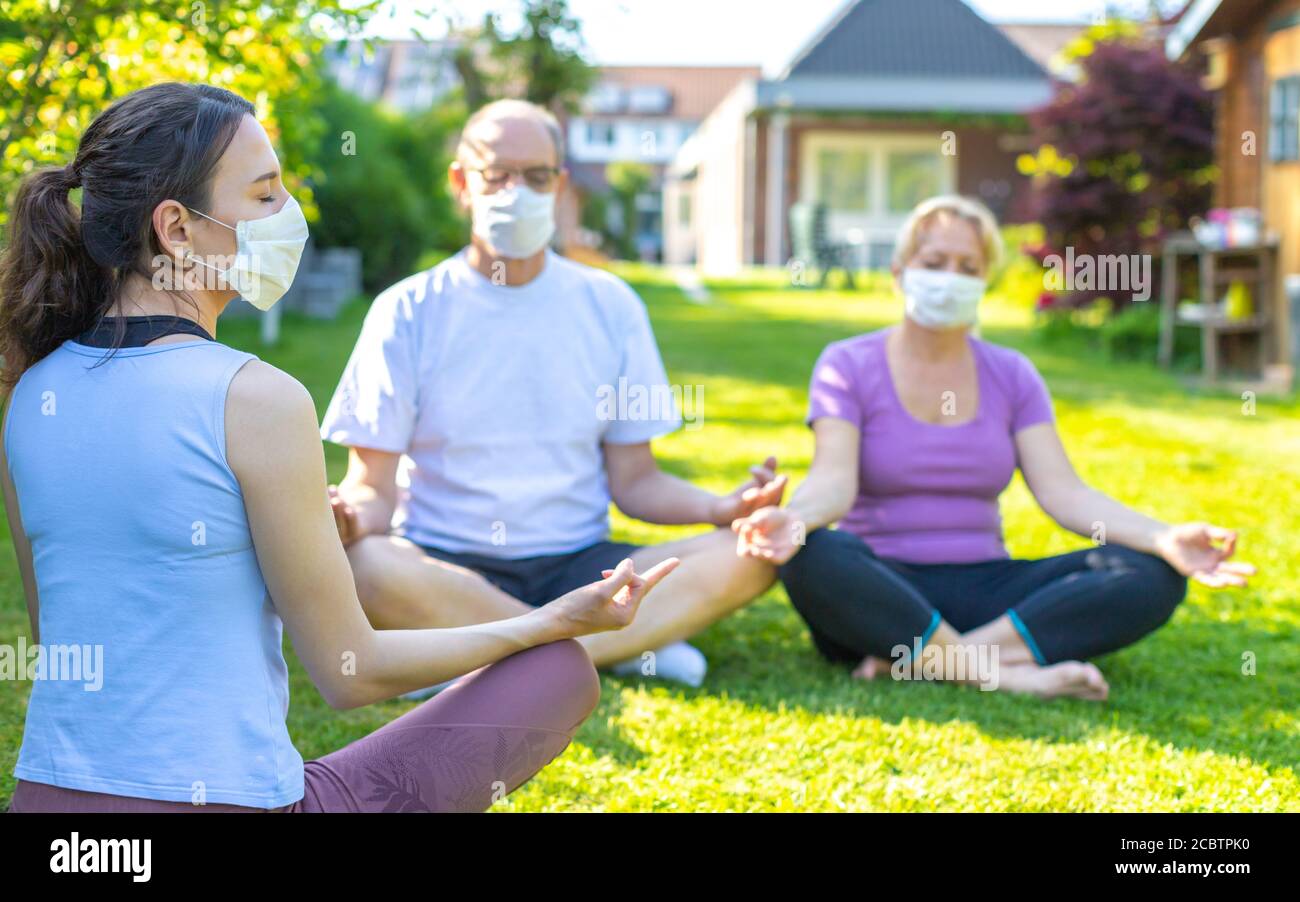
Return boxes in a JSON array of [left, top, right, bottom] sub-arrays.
[[467, 165, 561, 192]]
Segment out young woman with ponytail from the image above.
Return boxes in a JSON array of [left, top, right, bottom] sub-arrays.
[[0, 82, 677, 813]]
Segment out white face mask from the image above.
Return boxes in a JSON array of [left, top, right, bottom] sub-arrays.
[[470, 184, 556, 259], [901, 267, 987, 330], [187, 194, 309, 310]]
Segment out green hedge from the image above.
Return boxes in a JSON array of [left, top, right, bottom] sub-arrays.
[[284, 80, 468, 293]]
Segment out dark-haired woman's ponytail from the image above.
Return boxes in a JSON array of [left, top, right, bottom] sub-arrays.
[[1, 82, 255, 386], [0, 165, 106, 387]]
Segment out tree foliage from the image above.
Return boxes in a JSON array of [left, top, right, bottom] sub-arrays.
[[1019, 28, 1216, 311], [452, 0, 593, 114], [0, 0, 377, 230], [285, 77, 465, 291], [605, 160, 652, 259]]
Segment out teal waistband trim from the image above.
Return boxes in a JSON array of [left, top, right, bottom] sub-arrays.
[[1007, 610, 1047, 665]]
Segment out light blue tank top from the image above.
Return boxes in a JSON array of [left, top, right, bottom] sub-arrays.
[[5, 338, 304, 807]]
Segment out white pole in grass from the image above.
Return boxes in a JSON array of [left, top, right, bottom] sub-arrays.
[[260, 303, 281, 347], [765, 110, 789, 268]]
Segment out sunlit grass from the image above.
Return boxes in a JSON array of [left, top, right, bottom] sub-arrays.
[[1, 264, 1296, 811]]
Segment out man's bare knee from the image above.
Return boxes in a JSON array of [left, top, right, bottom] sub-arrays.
[[345, 535, 429, 625]]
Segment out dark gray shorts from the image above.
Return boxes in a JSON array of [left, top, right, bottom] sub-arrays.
[[417, 540, 643, 608]]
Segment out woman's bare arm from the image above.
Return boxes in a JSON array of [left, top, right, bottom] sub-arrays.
[[1015, 421, 1167, 552], [226, 361, 675, 709], [733, 417, 860, 564], [784, 417, 861, 532], [1016, 421, 1253, 587]]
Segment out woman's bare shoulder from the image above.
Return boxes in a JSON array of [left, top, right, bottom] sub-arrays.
[[225, 360, 320, 474], [228, 359, 313, 416]]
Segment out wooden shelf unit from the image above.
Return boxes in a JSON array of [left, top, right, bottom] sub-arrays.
[[1158, 233, 1279, 383]]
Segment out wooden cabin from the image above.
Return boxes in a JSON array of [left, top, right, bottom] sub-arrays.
[[1168, 0, 1300, 382]]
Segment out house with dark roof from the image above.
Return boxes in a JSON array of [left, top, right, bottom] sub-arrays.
[[663, 0, 1056, 273]]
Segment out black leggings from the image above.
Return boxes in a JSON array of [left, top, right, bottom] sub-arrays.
[[779, 529, 1187, 666]]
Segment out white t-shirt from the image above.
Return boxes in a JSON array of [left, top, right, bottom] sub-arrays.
[[320, 249, 681, 558]]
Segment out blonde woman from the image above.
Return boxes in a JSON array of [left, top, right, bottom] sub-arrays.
[[732, 196, 1254, 700]]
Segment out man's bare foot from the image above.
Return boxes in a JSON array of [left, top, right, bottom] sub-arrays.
[[992, 661, 1109, 701]]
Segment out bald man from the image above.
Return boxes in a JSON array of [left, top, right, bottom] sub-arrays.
[[321, 99, 784, 690]]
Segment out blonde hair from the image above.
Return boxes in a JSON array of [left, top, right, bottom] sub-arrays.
[[456, 99, 565, 167], [892, 195, 1003, 273]]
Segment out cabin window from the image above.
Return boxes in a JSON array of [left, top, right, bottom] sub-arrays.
[[1270, 76, 1300, 162]]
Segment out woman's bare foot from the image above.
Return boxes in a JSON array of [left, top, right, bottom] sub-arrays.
[[850, 651, 1109, 701], [993, 661, 1109, 701], [850, 655, 893, 680]]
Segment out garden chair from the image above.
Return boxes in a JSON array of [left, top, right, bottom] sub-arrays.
[[789, 202, 857, 290]]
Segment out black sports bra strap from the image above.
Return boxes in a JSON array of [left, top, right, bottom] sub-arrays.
[[77, 316, 215, 348]]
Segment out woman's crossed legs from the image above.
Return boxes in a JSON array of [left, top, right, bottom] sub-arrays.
[[779, 529, 1188, 700], [9, 639, 599, 813]]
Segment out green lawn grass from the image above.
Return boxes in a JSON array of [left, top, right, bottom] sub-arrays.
[[2, 264, 1297, 811]]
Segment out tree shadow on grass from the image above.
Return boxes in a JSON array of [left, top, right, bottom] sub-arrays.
[[658, 594, 1300, 777]]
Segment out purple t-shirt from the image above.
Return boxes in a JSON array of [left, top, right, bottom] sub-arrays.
[[807, 328, 1054, 564]]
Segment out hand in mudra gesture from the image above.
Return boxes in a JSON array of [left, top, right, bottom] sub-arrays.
[[1155, 522, 1256, 588], [549, 557, 681, 636], [731, 505, 804, 566]]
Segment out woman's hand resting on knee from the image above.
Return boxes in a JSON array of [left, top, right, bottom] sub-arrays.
[[732, 506, 804, 565], [1154, 522, 1256, 588]]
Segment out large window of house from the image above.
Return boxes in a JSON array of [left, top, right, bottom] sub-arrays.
[[886, 150, 944, 214], [802, 133, 954, 226], [815, 149, 871, 212], [1270, 76, 1300, 162]]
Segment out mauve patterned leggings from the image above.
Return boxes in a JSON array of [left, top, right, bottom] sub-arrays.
[[8, 639, 600, 813]]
